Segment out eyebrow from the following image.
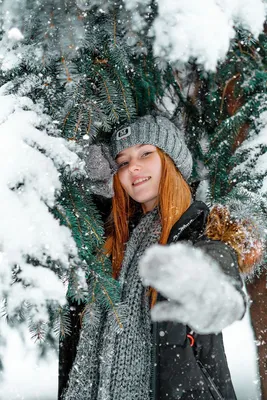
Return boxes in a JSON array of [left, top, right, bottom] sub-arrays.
[[115, 144, 148, 159]]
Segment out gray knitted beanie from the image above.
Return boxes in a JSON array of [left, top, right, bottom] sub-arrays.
[[110, 115, 192, 181]]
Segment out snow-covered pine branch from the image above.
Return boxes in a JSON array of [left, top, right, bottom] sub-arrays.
[[0, 90, 85, 325], [76, 0, 266, 70], [151, 0, 266, 70], [231, 110, 267, 202], [227, 109, 267, 229]]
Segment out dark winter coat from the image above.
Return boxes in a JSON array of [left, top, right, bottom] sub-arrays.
[[153, 201, 244, 400], [58, 201, 244, 400]]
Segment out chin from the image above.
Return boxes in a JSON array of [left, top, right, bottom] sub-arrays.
[[133, 195, 151, 204], [134, 196, 157, 208]]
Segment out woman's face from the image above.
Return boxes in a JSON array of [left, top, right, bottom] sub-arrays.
[[116, 144, 162, 212]]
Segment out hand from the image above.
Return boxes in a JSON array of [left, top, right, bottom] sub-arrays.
[[139, 242, 245, 333], [139, 242, 215, 302]]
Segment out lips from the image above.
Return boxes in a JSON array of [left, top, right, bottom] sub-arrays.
[[132, 177, 151, 186]]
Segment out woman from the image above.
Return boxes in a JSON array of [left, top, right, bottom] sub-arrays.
[[64, 115, 259, 400]]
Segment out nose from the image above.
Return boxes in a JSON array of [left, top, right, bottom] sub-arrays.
[[128, 159, 141, 173]]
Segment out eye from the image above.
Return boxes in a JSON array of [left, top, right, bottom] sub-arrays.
[[141, 151, 152, 158], [117, 161, 128, 169]]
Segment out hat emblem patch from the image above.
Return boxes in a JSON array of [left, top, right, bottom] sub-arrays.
[[116, 126, 131, 140]]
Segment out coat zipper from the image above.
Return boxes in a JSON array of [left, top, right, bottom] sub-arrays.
[[151, 321, 158, 400], [196, 359, 225, 400]]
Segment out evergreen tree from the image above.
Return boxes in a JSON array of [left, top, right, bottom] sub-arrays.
[[0, 0, 167, 367], [0, 0, 266, 397], [180, 29, 267, 257]]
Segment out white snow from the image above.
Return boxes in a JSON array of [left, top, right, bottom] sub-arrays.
[[0, 92, 84, 323], [76, 0, 266, 70], [123, 0, 266, 70], [223, 303, 261, 400], [7, 27, 24, 41], [0, 91, 87, 399], [0, 33, 35, 72], [0, 321, 58, 400], [231, 109, 267, 197]]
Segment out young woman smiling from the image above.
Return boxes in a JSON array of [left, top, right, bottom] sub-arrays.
[[115, 144, 162, 212], [64, 115, 261, 400]]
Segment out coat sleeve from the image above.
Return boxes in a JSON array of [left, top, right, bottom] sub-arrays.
[[194, 239, 246, 313]]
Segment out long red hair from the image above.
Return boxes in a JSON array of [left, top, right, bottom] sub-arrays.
[[104, 148, 192, 287]]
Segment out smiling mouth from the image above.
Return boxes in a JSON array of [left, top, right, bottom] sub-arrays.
[[132, 177, 151, 186]]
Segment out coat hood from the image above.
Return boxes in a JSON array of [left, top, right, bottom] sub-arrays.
[[168, 201, 263, 277], [205, 204, 264, 276]]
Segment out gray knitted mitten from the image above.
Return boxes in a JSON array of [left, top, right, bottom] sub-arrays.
[[84, 144, 118, 198], [139, 242, 245, 334]]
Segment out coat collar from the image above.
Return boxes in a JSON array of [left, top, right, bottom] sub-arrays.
[[167, 201, 209, 244]]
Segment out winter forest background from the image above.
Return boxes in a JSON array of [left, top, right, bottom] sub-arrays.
[[0, 0, 267, 399]]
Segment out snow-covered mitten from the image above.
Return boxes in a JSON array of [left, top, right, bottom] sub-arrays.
[[139, 242, 246, 334], [83, 144, 118, 197]]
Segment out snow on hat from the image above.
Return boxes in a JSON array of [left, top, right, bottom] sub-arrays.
[[110, 115, 192, 181]]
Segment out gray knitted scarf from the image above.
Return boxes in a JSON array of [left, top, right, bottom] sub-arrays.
[[64, 208, 162, 400]]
